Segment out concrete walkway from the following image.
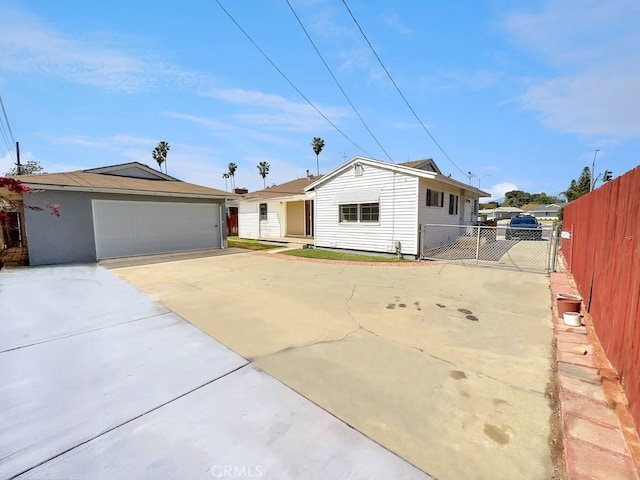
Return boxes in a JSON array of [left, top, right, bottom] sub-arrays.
[[114, 252, 556, 480], [0, 265, 428, 479]]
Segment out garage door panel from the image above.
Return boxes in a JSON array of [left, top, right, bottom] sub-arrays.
[[93, 200, 220, 259]]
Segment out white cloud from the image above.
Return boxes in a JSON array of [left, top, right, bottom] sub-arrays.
[[504, 0, 640, 137], [521, 72, 640, 137], [166, 111, 295, 147], [380, 13, 413, 36], [486, 182, 518, 201], [0, 151, 16, 175], [0, 6, 208, 93], [418, 69, 502, 93], [203, 87, 350, 132]]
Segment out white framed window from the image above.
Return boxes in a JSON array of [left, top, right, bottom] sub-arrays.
[[339, 203, 380, 223], [360, 203, 379, 222], [426, 189, 444, 207], [259, 203, 268, 221], [339, 204, 358, 222], [449, 194, 459, 215]]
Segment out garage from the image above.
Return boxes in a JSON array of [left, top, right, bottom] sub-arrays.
[[92, 200, 222, 259], [12, 162, 232, 266]]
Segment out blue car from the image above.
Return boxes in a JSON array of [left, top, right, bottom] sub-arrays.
[[505, 214, 543, 240]]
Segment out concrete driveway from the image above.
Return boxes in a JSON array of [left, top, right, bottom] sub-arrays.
[[0, 265, 428, 479], [113, 251, 556, 480]]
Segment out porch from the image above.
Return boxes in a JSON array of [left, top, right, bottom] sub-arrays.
[[256, 235, 314, 247]]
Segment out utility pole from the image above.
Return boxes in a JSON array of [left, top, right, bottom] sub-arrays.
[[467, 171, 475, 185], [16, 141, 22, 175], [590, 149, 599, 191], [478, 174, 492, 189]]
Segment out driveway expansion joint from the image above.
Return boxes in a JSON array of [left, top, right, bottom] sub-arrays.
[[0, 311, 169, 354], [10, 362, 251, 480]]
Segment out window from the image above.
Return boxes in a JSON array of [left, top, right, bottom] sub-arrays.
[[339, 203, 379, 223], [339, 204, 358, 222], [448, 194, 459, 215], [426, 189, 444, 207], [360, 203, 379, 222], [259, 203, 268, 221]]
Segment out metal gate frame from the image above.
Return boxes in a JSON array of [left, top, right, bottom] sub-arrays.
[[419, 223, 560, 273]]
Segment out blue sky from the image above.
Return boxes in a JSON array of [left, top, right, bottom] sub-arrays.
[[1, 0, 639, 199]]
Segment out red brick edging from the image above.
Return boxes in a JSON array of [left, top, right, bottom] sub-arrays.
[[551, 272, 640, 479]]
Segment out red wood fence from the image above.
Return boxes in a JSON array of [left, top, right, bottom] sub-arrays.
[[562, 165, 640, 430]]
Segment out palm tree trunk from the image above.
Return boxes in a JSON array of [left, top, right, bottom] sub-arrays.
[[316, 154, 319, 176]]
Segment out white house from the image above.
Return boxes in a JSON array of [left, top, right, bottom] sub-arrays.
[[238, 175, 320, 240], [525, 203, 566, 220], [305, 157, 489, 257], [478, 206, 524, 220]]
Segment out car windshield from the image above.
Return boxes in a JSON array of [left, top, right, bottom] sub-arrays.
[[511, 217, 538, 225]]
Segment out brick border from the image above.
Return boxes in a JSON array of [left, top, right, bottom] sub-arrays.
[[550, 272, 640, 479]]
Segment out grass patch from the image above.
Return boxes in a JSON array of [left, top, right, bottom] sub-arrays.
[[227, 237, 282, 251], [281, 248, 410, 262]]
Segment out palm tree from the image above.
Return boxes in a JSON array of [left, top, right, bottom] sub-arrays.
[[257, 161, 270, 189], [228, 162, 238, 190], [222, 173, 230, 191], [152, 141, 170, 173], [311, 137, 325, 176]]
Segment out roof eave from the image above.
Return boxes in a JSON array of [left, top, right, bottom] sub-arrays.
[[240, 192, 314, 202], [21, 183, 230, 200]]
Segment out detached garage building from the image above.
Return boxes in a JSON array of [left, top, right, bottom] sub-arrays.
[[15, 162, 230, 266]]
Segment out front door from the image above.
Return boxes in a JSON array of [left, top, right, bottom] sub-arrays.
[[304, 200, 314, 236]]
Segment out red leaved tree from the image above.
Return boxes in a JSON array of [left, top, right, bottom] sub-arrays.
[[1, 177, 60, 266]]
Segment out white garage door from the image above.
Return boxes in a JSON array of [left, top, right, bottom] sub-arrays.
[[92, 200, 221, 259]]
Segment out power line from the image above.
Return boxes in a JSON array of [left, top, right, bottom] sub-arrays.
[[0, 96, 17, 165], [214, 0, 373, 158], [0, 96, 16, 144], [340, 0, 467, 177], [284, 0, 394, 163]]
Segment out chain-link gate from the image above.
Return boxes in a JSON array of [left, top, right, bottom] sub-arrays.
[[419, 223, 559, 273]]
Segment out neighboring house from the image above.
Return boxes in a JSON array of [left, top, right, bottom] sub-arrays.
[[238, 173, 319, 240], [525, 203, 566, 220], [479, 206, 524, 220], [304, 156, 489, 257], [7, 162, 231, 265]]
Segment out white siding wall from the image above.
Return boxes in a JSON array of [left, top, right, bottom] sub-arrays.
[[417, 179, 479, 250], [238, 200, 286, 239], [314, 165, 419, 255], [238, 201, 259, 239]]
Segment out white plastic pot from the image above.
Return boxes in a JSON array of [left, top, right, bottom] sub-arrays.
[[563, 312, 582, 327]]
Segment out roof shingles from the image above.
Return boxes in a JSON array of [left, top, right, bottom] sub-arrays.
[[244, 176, 321, 200], [16, 170, 230, 198]]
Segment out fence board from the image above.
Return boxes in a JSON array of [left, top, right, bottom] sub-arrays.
[[562, 165, 640, 430]]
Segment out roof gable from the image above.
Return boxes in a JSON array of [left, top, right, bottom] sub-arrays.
[[399, 159, 442, 174], [304, 156, 489, 197], [83, 162, 177, 181]]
